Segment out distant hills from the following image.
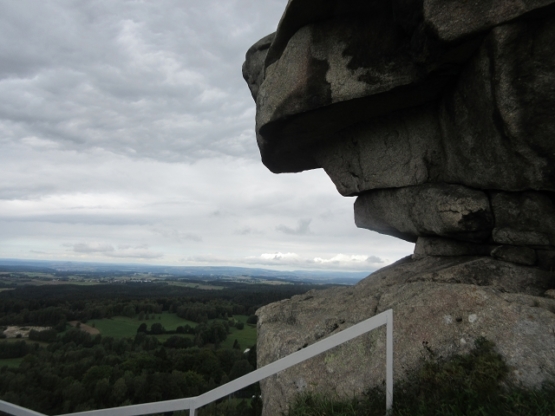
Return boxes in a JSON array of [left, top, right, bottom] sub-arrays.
[[0, 258, 372, 285]]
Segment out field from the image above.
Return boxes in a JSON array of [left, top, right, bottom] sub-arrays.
[[0, 357, 24, 368], [165, 281, 224, 290], [222, 315, 257, 349], [86, 312, 256, 348], [87, 312, 194, 338]]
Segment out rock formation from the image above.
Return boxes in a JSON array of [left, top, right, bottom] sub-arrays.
[[243, 1, 555, 414]]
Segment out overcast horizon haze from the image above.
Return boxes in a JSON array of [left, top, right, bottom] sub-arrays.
[[0, 0, 414, 274]]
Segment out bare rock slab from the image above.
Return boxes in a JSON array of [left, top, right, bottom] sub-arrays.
[[414, 236, 492, 258], [491, 191, 555, 246], [313, 103, 443, 196], [491, 245, 537, 266], [256, 257, 555, 416]]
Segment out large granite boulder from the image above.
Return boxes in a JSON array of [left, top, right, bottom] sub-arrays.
[[257, 257, 555, 416], [439, 16, 555, 192], [244, 0, 555, 256], [253, 3, 481, 173], [491, 192, 555, 247], [243, 1, 555, 415], [247, 0, 555, 177], [354, 184, 493, 243]]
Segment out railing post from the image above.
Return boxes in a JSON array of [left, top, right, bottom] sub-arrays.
[[386, 309, 393, 413]]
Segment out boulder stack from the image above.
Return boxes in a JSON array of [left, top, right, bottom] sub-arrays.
[[243, 1, 555, 414]]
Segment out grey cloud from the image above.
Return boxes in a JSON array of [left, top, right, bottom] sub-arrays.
[[234, 226, 263, 235], [366, 256, 384, 264], [0, 214, 154, 226], [0, 0, 282, 163], [106, 250, 163, 260], [151, 228, 202, 243], [0, 1, 416, 270], [0, 185, 58, 201], [276, 219, 312, 236], [73, 243, 115, 253], [184, 255, 227, 263], [72, 242, 163, 259]]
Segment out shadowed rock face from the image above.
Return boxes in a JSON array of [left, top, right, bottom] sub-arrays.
[[243, 1, 555, 415]]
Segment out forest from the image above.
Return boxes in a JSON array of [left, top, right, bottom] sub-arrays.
[[0, 278, 334, 415]]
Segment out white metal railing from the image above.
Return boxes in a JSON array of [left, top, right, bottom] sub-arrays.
[[0, 309, 393, 416]]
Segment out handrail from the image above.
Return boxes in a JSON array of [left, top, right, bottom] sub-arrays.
[[0, 400, 48, 416], [0, 309, 393, 416]]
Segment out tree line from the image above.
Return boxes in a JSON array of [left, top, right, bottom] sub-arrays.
[[0, 281, 328, 326], [1, 328, 260, 415], [0, 281, 334, 415]]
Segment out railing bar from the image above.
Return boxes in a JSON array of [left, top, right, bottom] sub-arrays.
[[386, 309, 393, 412], [0, 400, 48, 416], [4, 310, 393, 416], [194, 311, 389, 408], [58, 397, 197, 416]]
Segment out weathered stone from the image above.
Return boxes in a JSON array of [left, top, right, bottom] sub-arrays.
[[243, 4, 555, 415], [413, 236, 492, 259], [491, 246, 537, 266], [246, 1, 555, 184], [354, 184, 493, 243], [250, 5, 482, 173], [398, 256, 552, 295], [263, 0, 391, 69], [314, 103, 443, 196], [242, 33, 275, 100], [257, 16, 418, 131], [255, 16, 449, 173], [257, 257, 555, 416], [424, 0, 555, 43], [492, 228, 550, 247], [491, 192, 555, 246], [537, 250, 555, 271], [439, 17, 555, 191], [262, 0, 533, 70]]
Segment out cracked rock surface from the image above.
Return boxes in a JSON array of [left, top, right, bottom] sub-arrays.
[[257, 257, 555, 416]]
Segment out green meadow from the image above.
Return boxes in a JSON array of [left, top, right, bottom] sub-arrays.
[[86, 312, 256, 348], [87, 312, 198, 339], [222, 315, 257, 350], [0, 357, 24, 368]]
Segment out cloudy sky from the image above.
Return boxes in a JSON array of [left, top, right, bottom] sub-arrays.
[[0, 0, 413, 273]]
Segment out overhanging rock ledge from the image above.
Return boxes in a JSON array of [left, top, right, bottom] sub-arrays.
[[243, 1, 555, 415]]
